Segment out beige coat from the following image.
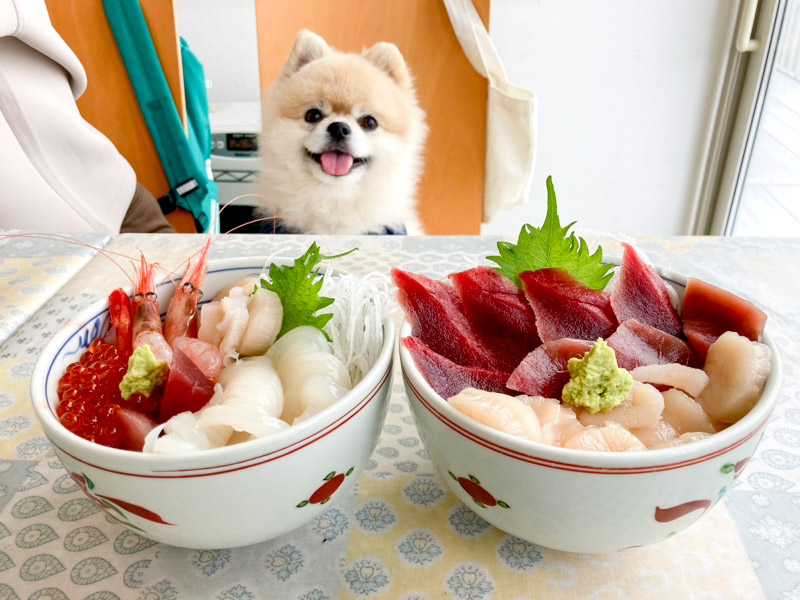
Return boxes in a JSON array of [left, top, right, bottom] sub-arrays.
[[0, 0, 135, 232]]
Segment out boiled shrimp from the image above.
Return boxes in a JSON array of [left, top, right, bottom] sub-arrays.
[[164, 236, 212, 345]]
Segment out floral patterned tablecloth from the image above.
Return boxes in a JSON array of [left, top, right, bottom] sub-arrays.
[[0, 233, 798, 600]]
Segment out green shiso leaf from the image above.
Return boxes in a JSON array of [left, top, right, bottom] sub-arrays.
[[486, 176, 613, 290], [260, 242, 356, 340]]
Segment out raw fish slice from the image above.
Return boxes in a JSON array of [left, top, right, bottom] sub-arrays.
[[630, 420, 678, 449], [160, 346, 217, 423], [681, 277, 768, 361], [507, 338, 593, 398], [283, 376, 350, 424], [403, 336, 512, 399], [449, 266, 541, 372], [697, 331, 772, 423], [563, 426, 647, 452], [606, 319, 698, 370], [578, 381, 664, 430], [610, 243, 682, 335], [392, 268, 501, 369], [630, 363, 709, 398], [518, 395, 584, 446], [520, 268, 617, 342], [449, 388, 543, 443], [661, 388, 715, 434]]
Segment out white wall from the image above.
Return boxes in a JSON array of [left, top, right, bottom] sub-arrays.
[[175, 0, 260, 105], [175, 0, 739, 236]]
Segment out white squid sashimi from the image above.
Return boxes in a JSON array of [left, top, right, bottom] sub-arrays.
[[143, 412, 213, 454], [578, 382, 664, 430], [196, 354, 288, 444], [449, 388, 543, 443], [697, 331, 772, 423], [239, 288, 283, 356], [284, 376, 350, 425], [563, 425, 647, 452], [661, 388, 715, 434], [267, 326, 332, 367], [518, 395, 584, 446], [630, 363, 709, 398]]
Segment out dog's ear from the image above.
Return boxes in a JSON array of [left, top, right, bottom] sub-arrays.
[[363, 42, 412, 89], [281, 29, 330, 78]]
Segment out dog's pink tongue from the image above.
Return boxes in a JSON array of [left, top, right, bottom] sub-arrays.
[[320, 151, 354, 176]]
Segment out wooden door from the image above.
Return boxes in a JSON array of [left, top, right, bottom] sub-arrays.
[[254, 0, 489, 235], [46, 0, 196, 232]]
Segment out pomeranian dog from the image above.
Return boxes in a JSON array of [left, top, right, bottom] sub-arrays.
[[258, 29, 427, 235]]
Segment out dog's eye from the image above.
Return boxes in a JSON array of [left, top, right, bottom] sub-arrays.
[[304, 109, 323, 124], [359, 115, 378, 131]]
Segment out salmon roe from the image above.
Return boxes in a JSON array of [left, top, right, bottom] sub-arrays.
[[56, 338, 160, 448]]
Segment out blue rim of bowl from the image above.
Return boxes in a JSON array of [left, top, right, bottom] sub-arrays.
[[30, 257, 395, 475], [398, 261, 782, 472]]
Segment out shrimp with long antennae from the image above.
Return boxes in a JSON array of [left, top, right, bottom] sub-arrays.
[[131, 254, 173, 364], [163, 236, 212, 345]]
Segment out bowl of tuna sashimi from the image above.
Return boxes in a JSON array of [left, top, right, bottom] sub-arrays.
[[30, 242, 394, 548], [396, 178, 780, 554]]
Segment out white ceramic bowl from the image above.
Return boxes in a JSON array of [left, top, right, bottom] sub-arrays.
[[30, 257, 394, 548], [399, 264, 781, 553]]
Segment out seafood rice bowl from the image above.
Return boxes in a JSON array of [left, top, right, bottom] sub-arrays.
[[30, 254, 395, 548]]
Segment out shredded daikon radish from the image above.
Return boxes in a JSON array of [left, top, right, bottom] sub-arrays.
[[321, 272, 394, 384]]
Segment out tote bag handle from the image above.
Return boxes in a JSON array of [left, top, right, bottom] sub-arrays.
[[442, 0, 538, 223]]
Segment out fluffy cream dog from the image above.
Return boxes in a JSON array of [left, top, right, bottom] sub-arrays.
[[258, 30, 427, 234]]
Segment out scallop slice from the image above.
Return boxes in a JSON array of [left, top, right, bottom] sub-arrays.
[[631, 363, 709, 398], [578, 382, 664, 430], [519, 395, 584, 446], [198, 302, 224, 346], [630, 419, 678, 448], [661, 388, 715, 434], [652, 431, 713, 449], [213, 275, 262, 303], [449, 388, 543, 443], [563, 426, 647, 452], [697, 331, 772, 423]]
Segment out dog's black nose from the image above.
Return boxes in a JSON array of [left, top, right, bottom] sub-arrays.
[[327, 122, 351, 141]]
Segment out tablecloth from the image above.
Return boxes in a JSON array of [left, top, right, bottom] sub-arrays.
[[0, 232, 798, 600]]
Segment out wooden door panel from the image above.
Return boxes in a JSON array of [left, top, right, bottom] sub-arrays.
[[255, 0, 489, 234]]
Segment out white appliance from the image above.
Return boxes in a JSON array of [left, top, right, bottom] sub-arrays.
[[208, 102, 261, 208]]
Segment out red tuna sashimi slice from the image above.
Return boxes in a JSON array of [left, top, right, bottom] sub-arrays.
[[681, 277, 768, 361], [160, 346, 216, 423], [403, 337, 512, 399], [610, 243, 682, 336], [449, 266, 541, 373], [606, 319, 699, 370], [520, 268, 617, 343], [392, 268, 501, 370], [507, 338, 594, 398]]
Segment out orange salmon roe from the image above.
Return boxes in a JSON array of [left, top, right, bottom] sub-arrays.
[[56, 338, 160, 448]]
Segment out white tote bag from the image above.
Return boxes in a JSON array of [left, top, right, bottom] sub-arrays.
[[442, 0, 538, 223]]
